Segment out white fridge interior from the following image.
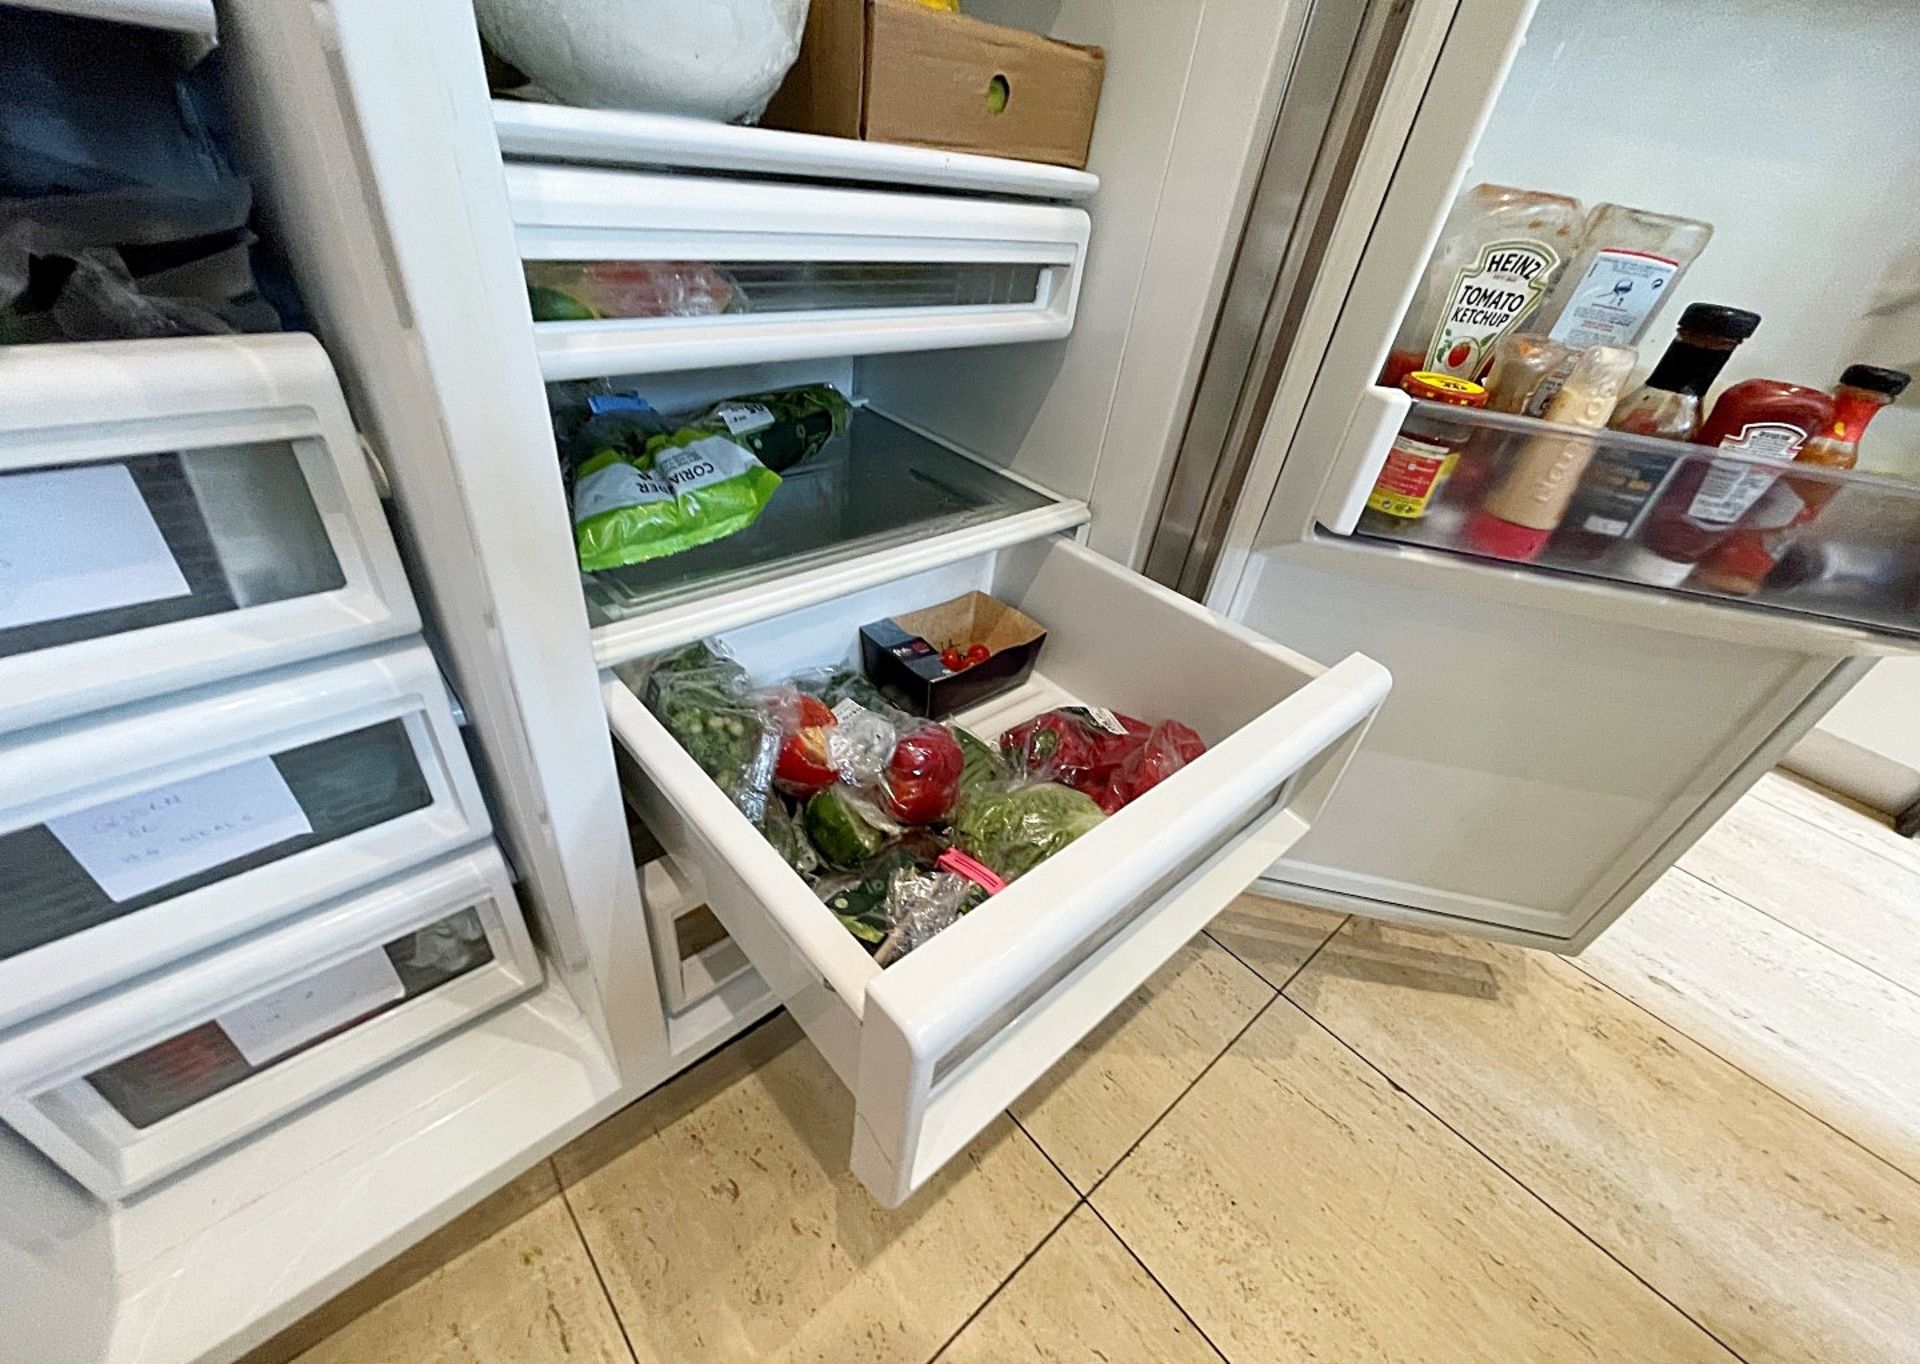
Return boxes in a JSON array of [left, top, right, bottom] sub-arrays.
[[11, 0, 1919, 1360]]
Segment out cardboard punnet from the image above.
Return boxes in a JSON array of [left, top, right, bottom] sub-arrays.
[[763, 0, 1105, 169]]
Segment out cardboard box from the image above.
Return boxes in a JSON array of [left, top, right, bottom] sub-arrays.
[[859, 591, 1046, 718], [763, 0, 1105, 169]]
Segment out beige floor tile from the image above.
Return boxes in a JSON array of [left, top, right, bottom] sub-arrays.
[[934, 1205, 1222, 1364], [235, 1162, 585, 1364], [1010, 933, 1272, 1191], [1579, 868, 1920, 1183], [1751, 770, 1920, 872], [1201, 891, 1345, 987], [1093, 996, 1732, 1364], [1681, 791, 1920, 991], [559, 1016, 1076, 1364], [256, 1169, 632, 1364], [1287, 921, 1920, 1364]]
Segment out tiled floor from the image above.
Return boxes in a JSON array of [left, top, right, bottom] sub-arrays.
[[245, 771, 1920, 1364]]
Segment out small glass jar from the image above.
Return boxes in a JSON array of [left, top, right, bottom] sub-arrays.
[[1358, 371, 1490, 535]]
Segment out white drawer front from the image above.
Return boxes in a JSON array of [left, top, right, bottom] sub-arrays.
[[607, 540, 1388, 1205], [0, 847, 538, 1200], [0, 643, 490, 1029], [505, 164, 1090, 380], [0, 334, 417, 732]]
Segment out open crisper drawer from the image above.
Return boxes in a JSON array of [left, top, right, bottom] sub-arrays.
[[606, 540, 1388, 1205], [505, 163, 1090, 380], [1322, 387, 1920, 641], [0, 846, 537, 1200], [0, 335, 417, 733], [0, 643, 489, 1030]]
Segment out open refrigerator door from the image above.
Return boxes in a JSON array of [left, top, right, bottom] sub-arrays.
[[1155, 0, 1920, 950]]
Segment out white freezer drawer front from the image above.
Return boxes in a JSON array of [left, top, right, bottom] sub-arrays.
[[0, 643, 490, 1030], [505, 163, 1091, 380], [0, 334, 418, 733], [0, 846, 538, 1201], [607, 541, 1387, 1206]]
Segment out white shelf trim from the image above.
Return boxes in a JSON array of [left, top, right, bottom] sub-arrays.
[[492, 100, 1099, 201]]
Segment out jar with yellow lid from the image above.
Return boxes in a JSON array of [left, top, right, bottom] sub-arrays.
[[1358, 371, 1489, 534]]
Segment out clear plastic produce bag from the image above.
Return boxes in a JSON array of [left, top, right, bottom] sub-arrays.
[[949, 779, 1106, 881], [634, 642, 780, 824], [874, 868, 975, 966]]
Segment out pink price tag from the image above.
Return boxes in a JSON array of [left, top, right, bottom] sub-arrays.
[[936, 848, 1008, 896]]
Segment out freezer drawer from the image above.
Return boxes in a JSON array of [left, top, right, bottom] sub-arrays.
[[606, 540, 1387, 1205], [0, 644, 489, 1029], [504, 163, 1090, 380], [0, 335, 418, 732], [0, 847, 538, 1200]]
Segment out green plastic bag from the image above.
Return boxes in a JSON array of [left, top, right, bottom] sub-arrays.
[[567, 386, 850, 570]]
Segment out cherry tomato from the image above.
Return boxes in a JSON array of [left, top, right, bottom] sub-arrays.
[[965, 642, 991, 665], [940, 646, 966, 671]]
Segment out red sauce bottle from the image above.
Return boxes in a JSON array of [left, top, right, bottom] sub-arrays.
[[1692, 365, 1910, 596], [1617, 379, 1835, 586]]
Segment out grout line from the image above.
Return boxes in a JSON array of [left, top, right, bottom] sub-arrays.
[[1076, 922, 1348, 1204], [1669, 859, 1920, 1004], [924, 1194, 1083, 1362], [1288, 1001, 1753, 1364], [1081, 1199, 1235, 1364], [1202, 911, 1351, 993], [1562, 917, 1920, 1193], [1080, 992, 1277, 1205], [553, 1160, 643, 1364]]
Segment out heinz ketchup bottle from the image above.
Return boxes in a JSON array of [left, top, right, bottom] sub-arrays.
[[1617, 378, 1835, 586]]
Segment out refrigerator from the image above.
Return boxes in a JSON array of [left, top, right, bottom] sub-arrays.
[[7, 0, 1917, 1359]]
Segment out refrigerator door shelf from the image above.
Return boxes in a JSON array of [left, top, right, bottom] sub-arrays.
[[492, 100, 1101, 202], [0, 846, 537, 1201], [0, 335, 418, 734], [605, 539, 1388, 1206], [0, 643, 491, 1030], [506, 164, 1091, 381], [1307, 388, 1920, 655], [586, 404, 1088, 667]]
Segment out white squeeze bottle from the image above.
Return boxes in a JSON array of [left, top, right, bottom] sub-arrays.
[[1536, 203, 1713, 351]]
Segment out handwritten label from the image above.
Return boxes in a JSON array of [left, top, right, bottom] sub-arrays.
[[48, 757, 313, 903], [0, 464, 191, 631], [217, 949, 405, 1068]]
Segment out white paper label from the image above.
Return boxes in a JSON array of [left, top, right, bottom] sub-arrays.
[[1078, 705, 1130, 736], [572, 461, 670, 524], [1687, 422, 1808, 526], [48, 756, 314, 903], [0, 464, 190, 630], [1546, 249, 1680, 349], [714, 402, 774, 436], [217, 949, 405, 1068], [830, 697, 871, 724], [654, 435, 765, 494], [1426, 239, 1561, 379]]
